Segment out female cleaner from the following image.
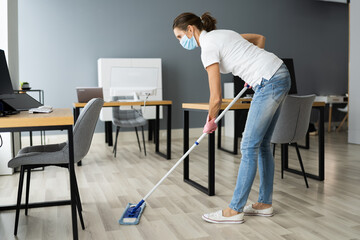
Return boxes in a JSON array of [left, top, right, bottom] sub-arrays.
[[173, 12, 291, 224]]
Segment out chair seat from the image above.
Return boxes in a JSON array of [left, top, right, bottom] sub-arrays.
[[8, 142, 67, 168], [112, 111, 147, 128]]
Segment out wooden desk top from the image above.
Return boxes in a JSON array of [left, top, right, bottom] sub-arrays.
[[0, 108, 73, 128], [182, 101, 325, 110], [182, 102, 251, 110], [222, 98, 252, 103], [73, 100, 172, 108]]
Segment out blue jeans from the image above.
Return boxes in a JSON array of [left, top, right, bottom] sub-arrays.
[[229, 63, 291, 212]]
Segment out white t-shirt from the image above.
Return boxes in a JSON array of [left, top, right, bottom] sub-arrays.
[[199, 30, 283, 87]]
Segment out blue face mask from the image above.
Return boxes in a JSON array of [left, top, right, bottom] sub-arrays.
[[180, 33, 198, 50]]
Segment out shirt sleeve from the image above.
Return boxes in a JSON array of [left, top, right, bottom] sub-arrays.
[[201, 42, 220, 69]]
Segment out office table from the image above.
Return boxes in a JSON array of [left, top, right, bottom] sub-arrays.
[[0, 109, 79, 240], [73, 100, 172, 162], [182, 101, 325, 196]]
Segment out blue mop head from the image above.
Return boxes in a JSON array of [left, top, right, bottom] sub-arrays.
[[119, 201, 146, 225]]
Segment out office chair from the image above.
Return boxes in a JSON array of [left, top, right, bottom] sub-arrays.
[[112, 96, 147, 157], [8, 98, 104, 235], [271, 95, 316, 188]]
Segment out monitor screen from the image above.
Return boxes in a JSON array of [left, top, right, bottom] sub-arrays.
[[282, 58, 298, 95], [0, 49, 15, 97]]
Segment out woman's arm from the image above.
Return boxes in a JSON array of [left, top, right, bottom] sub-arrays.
[[206, 63, 222, 120], [241, 33, 266, 49]]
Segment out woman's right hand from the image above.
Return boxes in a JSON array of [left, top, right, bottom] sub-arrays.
[[244, 83, 252, 89]]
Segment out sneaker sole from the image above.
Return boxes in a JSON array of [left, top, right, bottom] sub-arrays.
[[244, 212, 274, 217], [201, 215, 245, 224]]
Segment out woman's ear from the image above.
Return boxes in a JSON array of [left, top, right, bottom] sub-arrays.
[[186, 25, 194, 37]]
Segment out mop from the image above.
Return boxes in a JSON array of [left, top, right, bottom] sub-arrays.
[[119, 86, 250, 225]]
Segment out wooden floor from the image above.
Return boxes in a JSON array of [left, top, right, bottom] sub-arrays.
[[1, 131, 360, 240]]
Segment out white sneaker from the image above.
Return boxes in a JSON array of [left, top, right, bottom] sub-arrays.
[[243, 204, 274, 217], [202, 210, 245, 224]]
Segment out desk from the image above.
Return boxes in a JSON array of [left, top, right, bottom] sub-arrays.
[[73, 100, 172, 161], [315, 95, 347, 132], [182, 101, 325, 196], [0, 109, 79, 240]]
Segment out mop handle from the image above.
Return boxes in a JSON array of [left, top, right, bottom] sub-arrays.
[[137, 86, 250, 203]]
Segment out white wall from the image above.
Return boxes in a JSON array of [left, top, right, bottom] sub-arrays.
[[0, 0, 9, 54], [349, 1, 360, 144], [0, 0, 19, 89]]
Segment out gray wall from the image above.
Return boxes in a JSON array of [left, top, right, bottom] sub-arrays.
[[18, 0, 348, 130]]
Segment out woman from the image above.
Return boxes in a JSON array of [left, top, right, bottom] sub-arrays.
[[173, 12, 291, 224]]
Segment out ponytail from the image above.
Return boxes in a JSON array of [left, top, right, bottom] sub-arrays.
[[173, 12, 217, 32], [200, 12, 217, 32]]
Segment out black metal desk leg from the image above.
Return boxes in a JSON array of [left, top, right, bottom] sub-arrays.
[[104, 122, 109, 144], [29, 131, 33, 146], [148, 119, 153, 141], [183, 110, 215, 196], [319, 107, 325, 180], [155, 105, 160, 152], [74, 108, 83, 167], [74, 108, 80, 123], [105, 121, 113, 146], [233, 116, 239, 154], [67, 126, 78, 240], [217, 117, 222, 149], [184, 110, 189, 180], [208, 132, 215, 196], [166, 105, 171, 159]]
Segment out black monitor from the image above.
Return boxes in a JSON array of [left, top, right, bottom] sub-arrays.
[[281, 58, 298, 95], [233, 76, 254, 97], [0, 49, 15, 99]]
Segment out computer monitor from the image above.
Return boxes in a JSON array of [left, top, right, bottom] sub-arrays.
[[282, 58, 298, 95], [233, 76, 254, 97], [0, 49, 15, 99]]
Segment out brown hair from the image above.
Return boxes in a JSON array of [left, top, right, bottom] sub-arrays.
[[172, 12, 217, 32]]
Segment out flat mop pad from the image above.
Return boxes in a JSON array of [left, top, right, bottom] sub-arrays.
[[119, 202, 146, 225]]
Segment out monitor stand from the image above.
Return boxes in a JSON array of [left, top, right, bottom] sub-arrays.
[[0, 100, 19, 116]]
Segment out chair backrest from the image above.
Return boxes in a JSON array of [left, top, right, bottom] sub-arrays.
[[64, 98, 104, 162], [111, 96, 143, 123], [271, 94, 315, 144]]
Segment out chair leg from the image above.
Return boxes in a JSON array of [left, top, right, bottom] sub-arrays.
[[25, 168, 31, 216], [272, 143, 276, 157], [14, 166, 25, 236], [141, 126, 146, 156], [67, 167, 85, 230], [113, 127, 120, 157], [135, 127, 142, 152], [336, 112, 348, 132], [73, 173, 82, 212], [294, 143, 309, 188], [73, 172, 85, 230]]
